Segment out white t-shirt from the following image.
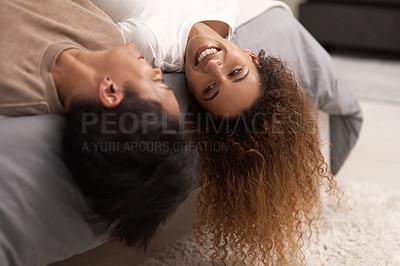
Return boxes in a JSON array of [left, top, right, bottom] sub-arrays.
[[91, 0, 292, 72], [91, 0, 239, 71]]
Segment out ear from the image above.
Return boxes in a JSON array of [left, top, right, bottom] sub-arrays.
[[243, 49, 261, 67], [98, 76, 124, 108]]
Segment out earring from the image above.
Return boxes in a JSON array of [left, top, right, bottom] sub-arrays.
[[106, 76, 111, 81]]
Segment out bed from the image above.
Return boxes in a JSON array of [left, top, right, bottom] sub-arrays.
[[0, 7, 362, 266]]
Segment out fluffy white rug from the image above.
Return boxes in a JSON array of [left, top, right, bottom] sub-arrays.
[[139, 181, 400, 265]]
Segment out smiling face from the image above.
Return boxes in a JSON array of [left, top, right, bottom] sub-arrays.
[[185, 34, 260, 117], [104, 43, 180, 116]]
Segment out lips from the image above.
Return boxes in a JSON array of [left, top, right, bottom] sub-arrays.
[[194, 45, 221, 66]]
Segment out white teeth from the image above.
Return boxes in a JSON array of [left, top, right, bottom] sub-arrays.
[[197, 48, 218, 64], [139, 58, 146, 61]]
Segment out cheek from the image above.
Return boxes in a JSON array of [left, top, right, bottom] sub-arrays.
[[186, 71, 201, 94]]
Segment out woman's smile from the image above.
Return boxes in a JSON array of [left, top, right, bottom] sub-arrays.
[[195, 45, 221, 66]]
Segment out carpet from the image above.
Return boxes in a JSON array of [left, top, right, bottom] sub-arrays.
[[139, 181, 400, 265]]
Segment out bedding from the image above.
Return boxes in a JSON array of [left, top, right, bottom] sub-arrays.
[[0, 7, 361, 266]]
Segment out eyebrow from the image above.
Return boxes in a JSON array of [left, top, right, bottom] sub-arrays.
[[203, 70, 250, 101]]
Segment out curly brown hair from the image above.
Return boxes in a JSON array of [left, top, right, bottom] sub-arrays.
[[189, 51, 341, 265]]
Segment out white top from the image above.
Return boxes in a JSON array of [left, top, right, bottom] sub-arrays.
[[91, 0, 292, 72], [91, 0, 240, 71]]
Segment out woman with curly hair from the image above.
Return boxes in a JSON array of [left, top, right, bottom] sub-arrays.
[[92, 0, 342, 264], [190, 51, 340, 264]]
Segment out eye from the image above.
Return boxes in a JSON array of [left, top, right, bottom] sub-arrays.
[[203, 83, 216, 94], [228, 68, 243, 77]]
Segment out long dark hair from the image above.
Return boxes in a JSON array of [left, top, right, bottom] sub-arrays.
[[190, 51, 341, 265]]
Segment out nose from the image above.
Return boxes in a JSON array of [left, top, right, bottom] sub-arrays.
[[154, 68, 163, 79], [205, 59, 223, 73]]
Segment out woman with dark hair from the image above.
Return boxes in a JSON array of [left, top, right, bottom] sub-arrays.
[[191, 53, 339, 265], [93, 0, 342, 264]]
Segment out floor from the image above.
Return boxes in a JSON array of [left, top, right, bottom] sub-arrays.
[[335, 100, 400, 189], [330, 52, 400, 190]]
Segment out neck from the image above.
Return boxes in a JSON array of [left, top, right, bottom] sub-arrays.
[[187, 21, 229, 42], [52, 49, 95, 110], [202, 21, 230, 38]]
